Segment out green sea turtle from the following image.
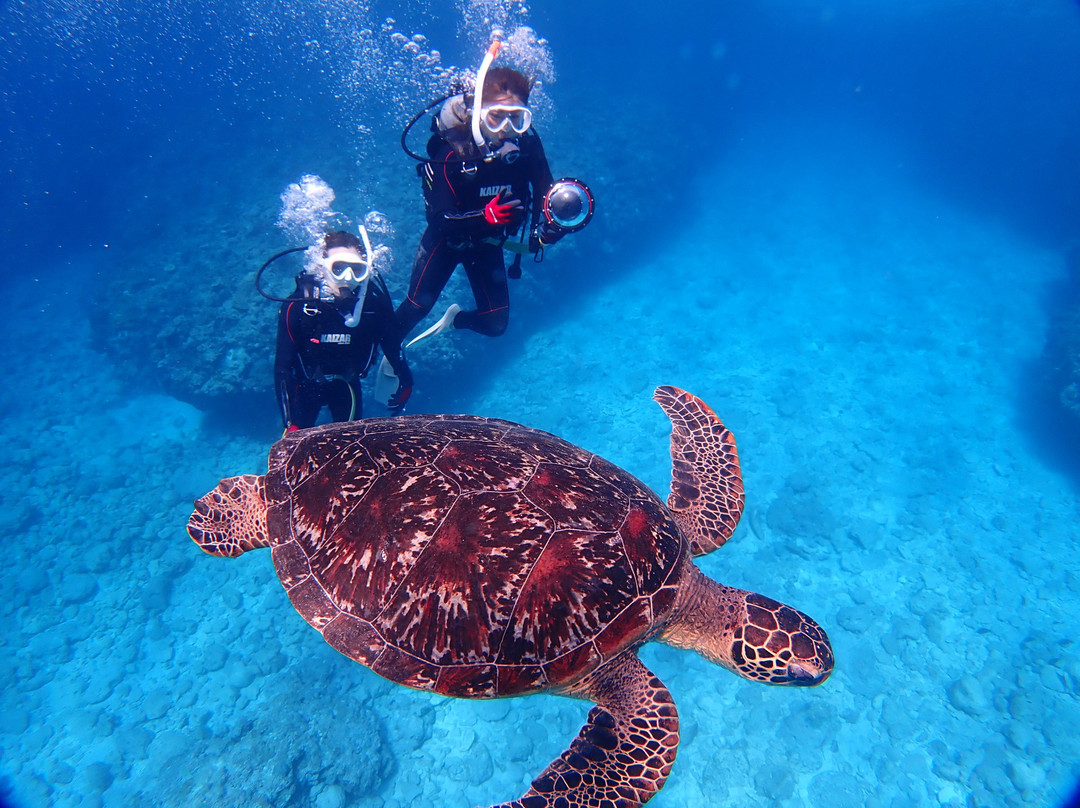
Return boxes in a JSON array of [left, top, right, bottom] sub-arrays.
[[188, 386, 833, 807]]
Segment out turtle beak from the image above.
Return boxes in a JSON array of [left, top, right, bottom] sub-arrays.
[[785, 661, 831, 686]]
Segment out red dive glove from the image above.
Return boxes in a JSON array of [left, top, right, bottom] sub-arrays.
[[387, 382, 412, 415], [483, 190, 523, 226]]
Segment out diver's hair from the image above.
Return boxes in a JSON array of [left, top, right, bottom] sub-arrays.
[[322, 230, 363, 255], [481, 67, 531, 105]]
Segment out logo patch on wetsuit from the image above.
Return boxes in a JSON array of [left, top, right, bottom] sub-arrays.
[[480, 184, 511, 198], [321, 333, 351, 344]]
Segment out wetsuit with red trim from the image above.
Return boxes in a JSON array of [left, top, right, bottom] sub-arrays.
[[274, 273, 412, 429], [395, 129, 554, 338]]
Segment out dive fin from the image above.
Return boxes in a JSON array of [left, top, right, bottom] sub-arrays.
[[406, 303, 461, 349]]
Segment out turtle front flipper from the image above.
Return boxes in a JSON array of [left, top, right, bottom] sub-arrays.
[[653, 385, 745, 556], [489, 651, 679, 808], [188, 474, 270, 558]]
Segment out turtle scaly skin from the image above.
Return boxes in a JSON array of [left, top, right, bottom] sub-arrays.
[[188, 386, 834, 807]]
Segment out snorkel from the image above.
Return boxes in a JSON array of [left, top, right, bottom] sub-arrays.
[[342, 291, 364, 327], [336, 224, 374, 327], [470, 40, 502, 159]]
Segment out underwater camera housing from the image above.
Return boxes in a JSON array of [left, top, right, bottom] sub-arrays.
[[543, 178, 594, 233]]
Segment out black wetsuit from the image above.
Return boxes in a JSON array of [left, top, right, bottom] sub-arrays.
[[395, 130, 554, 338], [275, 274, 411, 429]]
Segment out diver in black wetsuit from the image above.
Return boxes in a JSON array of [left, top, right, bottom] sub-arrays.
[[395, 63, 570, 343], [275, 231, 413, 431]]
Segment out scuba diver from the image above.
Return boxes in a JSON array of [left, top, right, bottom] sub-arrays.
[[393, 42, 580, 344], [273, 229, 413, 431]]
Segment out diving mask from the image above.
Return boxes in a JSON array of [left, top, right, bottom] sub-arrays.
[[322, 251, 371, 284], [482, 104, 532, 135], [319, 224, 374, 286]]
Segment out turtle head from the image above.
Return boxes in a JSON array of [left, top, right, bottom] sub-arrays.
[[727, 592, 833, 686], [663, 568, 833, 686], [188, 474, 271, 558]]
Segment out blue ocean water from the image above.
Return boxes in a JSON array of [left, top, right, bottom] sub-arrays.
[[2, 1, 1080, 807]]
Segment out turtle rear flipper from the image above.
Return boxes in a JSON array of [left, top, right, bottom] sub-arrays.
[[493, 651, 678, 808], [653, 386, 744, 556], [188, 475, 270, 558]]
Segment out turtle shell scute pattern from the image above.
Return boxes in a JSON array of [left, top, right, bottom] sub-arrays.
[[265, 415, 687, 698]]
